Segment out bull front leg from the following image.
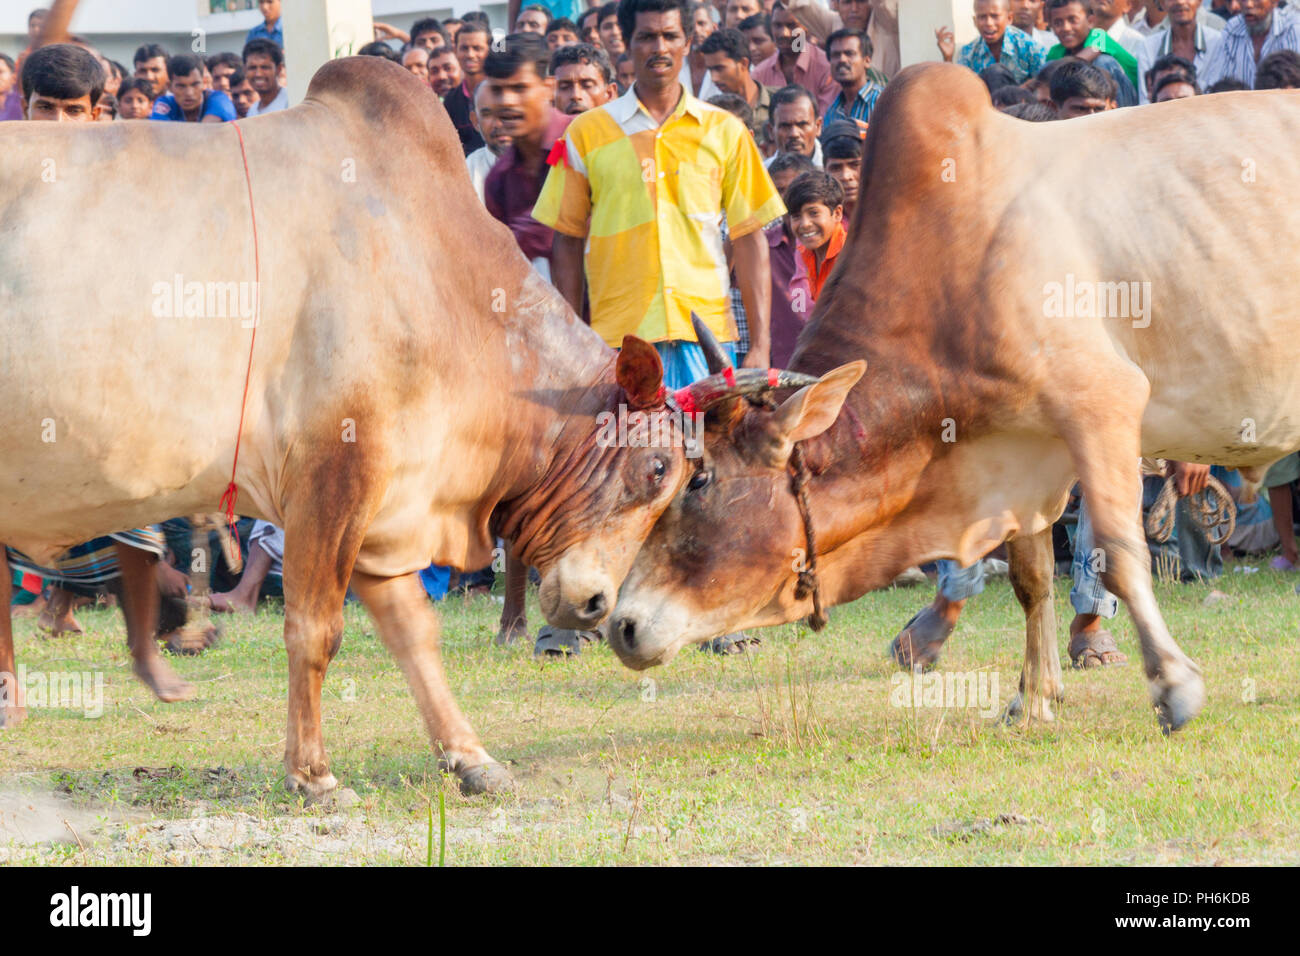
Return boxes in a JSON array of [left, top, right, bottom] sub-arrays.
[[280, 517, 358, 802], [0, 549, 25, 728], [1052, 381, 1205, 733], [1004, 527, 1064, 723], [353, 570, 513, 794]]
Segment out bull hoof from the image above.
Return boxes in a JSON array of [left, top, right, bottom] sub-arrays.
[[0, 705, 26, 729], [890, 605, 953, 672], [286, 771, 340, 804], [1152, 670, 1206, 735], [495, 618, 530, 647], [458, 760, 514, 795], [1003, 693, 1055, 724]]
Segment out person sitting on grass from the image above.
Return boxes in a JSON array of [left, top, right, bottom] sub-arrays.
[[208, 521, 285, 613], [787, 170, 847, 305]]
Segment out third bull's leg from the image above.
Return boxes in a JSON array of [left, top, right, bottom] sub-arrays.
[[1005, 527, 1064, 723], [495, 548, 530, 646]]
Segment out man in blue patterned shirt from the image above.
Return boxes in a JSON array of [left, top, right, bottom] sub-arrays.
[[936, 0, 1047, 83], [825, 28, 884, 126]]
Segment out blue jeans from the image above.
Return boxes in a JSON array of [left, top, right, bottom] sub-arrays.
[[935, 496, 1117, 618]]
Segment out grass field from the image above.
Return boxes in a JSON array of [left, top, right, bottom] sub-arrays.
[[1, 562, 1297, 866]]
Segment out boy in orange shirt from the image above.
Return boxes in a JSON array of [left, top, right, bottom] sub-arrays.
[[787, 171, 847, 305]]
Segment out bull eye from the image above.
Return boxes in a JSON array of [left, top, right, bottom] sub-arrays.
[[650, 456, 666, 482], [688, 469, 712, 492]]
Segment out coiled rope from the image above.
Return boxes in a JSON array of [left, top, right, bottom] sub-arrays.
[[1144, 474, 1236, 546]]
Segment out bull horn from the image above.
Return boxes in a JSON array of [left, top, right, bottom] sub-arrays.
[[691, 311, 734, 375], [672, 368, 822, 414]]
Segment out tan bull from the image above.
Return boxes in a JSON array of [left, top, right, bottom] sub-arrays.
[[0, 57, 768, 796], [609, 64, 1300, 734]]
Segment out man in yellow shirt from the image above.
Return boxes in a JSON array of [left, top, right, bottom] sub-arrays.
[[534, 0, 785, 385]]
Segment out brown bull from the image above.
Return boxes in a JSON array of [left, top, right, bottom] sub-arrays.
[[0, 57, 816, 796], [609, 64, 1300, 733]]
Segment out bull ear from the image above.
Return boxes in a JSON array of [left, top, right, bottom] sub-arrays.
[[617, 336, 665, 409], [761, 361, 866, 467]]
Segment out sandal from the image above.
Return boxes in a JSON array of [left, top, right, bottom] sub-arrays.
[[533, 625, 598, 658], [1068, 627, 1127, 668], [699, 632, 760, 654]]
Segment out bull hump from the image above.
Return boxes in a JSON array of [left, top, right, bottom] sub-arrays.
[[868, 63, 990, 163], [303, 56, 455, 154]]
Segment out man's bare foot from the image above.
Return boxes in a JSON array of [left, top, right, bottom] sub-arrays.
[[208, 590, 256, 614], [132, 654, 196, 702], [10, 594, 46, 619], [37, 589, 83, 636], [1068, 615, 1127, 668]]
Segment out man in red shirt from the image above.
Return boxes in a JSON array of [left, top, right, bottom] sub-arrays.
[[483, 32, 572, 280]]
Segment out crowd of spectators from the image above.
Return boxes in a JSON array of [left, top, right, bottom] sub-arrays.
[[5, 0, 1299, 659]]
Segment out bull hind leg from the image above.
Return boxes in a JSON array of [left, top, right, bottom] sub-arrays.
[[353, 570, 513, 794], [1003, 528, 1064, 724], [0, 549, 25, 728], [1053, 384, 1205, 733], [114, 544, 197, 703]]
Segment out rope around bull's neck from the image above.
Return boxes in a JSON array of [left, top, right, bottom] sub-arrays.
[[789, 442, 828, 632], [753, 394, 827, 632]]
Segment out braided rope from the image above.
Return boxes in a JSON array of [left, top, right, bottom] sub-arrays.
[[1145, 474, 1236, 546], [789, 444, 828, 632], [754, 394, 828, 631]]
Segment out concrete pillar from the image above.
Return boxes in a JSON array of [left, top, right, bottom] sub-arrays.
[[282, 0, 374, 107], [898, 0, 978, 69]]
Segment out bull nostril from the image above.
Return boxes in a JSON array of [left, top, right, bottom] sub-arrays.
[[617, 617, 636, 648], [571, 592, 608, 625]]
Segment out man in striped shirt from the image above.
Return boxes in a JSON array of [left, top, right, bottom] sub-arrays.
[[1199, 0, 1300, 89], [1136, 0, 1223, 102], [825, 28, 884, 126]]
